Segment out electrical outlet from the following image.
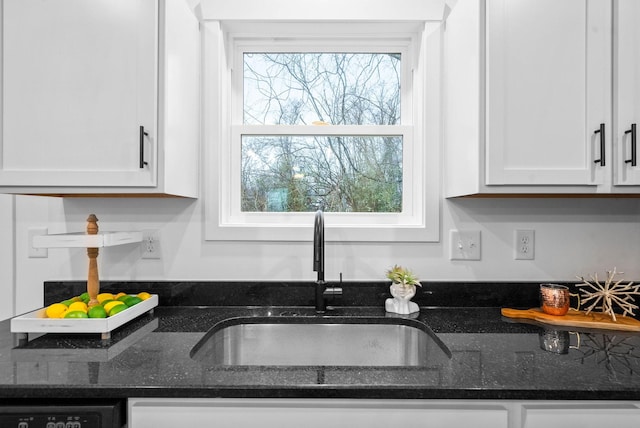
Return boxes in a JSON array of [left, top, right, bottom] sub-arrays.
[[449, 230, 481, 260], [141, 229, 161, 259], [28, 227, 48, 258], [514, 229, 535, 260]]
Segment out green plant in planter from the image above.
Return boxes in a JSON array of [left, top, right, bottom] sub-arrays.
[[385, 265, 422, 288]]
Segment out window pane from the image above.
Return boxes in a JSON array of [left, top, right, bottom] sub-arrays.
[[243, 53, 401, 125], [241, 135, 402, 213]]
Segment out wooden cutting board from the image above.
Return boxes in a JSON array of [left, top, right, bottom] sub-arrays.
[[501, 307, 640, 332]]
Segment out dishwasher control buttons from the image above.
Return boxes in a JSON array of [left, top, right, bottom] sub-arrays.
[[45, 419, 83, 428], [0, 415, 101, 428]]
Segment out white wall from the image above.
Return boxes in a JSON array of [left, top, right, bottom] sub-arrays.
[[9, 194, 640, 317], [4, 0, 640, 318]]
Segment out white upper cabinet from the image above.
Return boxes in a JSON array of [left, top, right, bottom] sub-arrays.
[[486, 0, 610, 186], [613, 0, 640, 186], [0, 0, 199, 197], [444, 0, 640, 196]]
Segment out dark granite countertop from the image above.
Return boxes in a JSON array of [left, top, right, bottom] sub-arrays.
[[1, 281, 640, 401]]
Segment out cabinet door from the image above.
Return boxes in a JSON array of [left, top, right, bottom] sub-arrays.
[[485, 0, 611, 185], [0, 0, 157, 187], [613, 0, 640, 185], [522, 404, 640, 428], [129, 399, 508, 428]]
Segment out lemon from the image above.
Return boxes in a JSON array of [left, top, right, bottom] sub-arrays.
[[137, 292, 152, 300], [103, 300, 125, 314], [97, 292, 115, 303], [115, 292, 127, 299], [45, 303, 68, 319], [64, 310, 89, 319], [87, 306, 107, 318], [108, 304, 128, 316], [68, 301, 88, 313]]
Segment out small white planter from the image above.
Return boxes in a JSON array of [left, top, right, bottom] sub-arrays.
[[385, 283, 419, 315]]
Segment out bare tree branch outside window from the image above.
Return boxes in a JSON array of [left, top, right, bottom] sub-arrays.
[[241, 52, 402, 213]]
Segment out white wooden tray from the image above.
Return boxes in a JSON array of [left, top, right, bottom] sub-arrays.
[[11, 318, 159, 362], [11, 294, 158, 340], [32, 231, 142, 248]]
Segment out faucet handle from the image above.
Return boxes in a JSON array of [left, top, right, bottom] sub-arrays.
[[323, 286, 343, 298], [323, 287, 343, 310]]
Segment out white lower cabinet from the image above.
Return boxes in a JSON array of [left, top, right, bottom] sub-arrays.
[[520, 403, 640, 428], [128, 399, 508, 428], [128, 398, 640, 428]]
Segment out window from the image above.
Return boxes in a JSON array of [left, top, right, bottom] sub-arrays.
[[241, 52, 403, 214], [205, 21, 441, 242]]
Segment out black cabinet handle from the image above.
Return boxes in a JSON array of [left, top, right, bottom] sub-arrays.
[[139, 126, 149, 169], [594, 123, 605, 166], [624, 123, 637, 167]]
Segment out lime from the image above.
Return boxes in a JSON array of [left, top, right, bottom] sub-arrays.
[[64, 310, 89, 319], [117, 294, 132, 302], [124, 296, 143, 307], [79, 292, 89, 302], [108, 304, 128, 316], [45, 303, 68, 319], [104, 300, 125, 314], [87, 306, 107, 318], [60, 299, 74, 307], [118, 295, 142, 307]]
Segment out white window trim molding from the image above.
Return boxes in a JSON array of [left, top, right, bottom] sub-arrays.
[[203, 21, 442, 242], [198, 0, 445, 22]]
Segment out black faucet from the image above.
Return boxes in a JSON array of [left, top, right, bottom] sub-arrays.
[[314, 210, 324, 284], [313, 210, 341, 312]]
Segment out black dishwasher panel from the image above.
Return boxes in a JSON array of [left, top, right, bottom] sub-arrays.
[[0, 399, 124, 428]]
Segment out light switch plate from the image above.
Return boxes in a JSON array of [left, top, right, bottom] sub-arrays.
[[449, 230, 481, 260]]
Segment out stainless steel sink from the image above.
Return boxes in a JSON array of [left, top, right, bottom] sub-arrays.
[[190, 317, 447, 367]]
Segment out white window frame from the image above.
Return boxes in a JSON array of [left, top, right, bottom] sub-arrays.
[[204, 21, 441, 242]]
